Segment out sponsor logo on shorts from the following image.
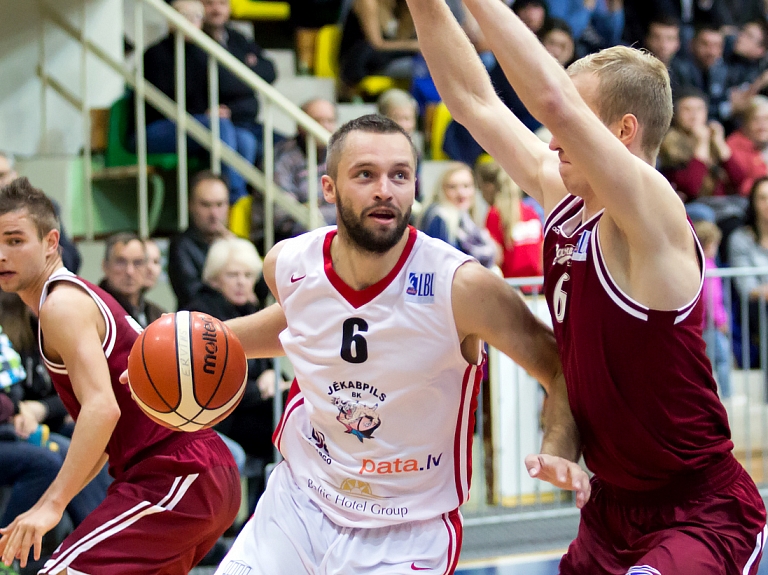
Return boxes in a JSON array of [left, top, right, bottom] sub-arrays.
[[222, 560, 252, 575], [307, 478, 409, 518], [358, 452, 442, 474], [626, 566, 661, 575]]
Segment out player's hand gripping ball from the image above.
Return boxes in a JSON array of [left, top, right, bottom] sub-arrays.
[[127, 311, 248, 431]]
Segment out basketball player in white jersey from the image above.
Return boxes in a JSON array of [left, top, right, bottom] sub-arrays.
[[213, 114, 588, 575]]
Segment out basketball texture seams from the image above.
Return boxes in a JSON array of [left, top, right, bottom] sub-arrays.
[[127, 311, 248, 431]]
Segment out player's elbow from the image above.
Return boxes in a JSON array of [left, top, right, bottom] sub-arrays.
[[534, 89, 570, 127]]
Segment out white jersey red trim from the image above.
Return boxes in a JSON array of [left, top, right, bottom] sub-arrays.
[[273, 226, 483, 528]]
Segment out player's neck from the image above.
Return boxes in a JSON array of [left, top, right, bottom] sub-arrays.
[[580, 188, 604, 222], [18, 257, 64, 316], [330, 229, 410, 291]]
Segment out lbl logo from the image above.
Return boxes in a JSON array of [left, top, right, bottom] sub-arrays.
[[406, 272, 435, 303]]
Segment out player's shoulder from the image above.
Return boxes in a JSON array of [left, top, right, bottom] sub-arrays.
[[40, 279, 99, 330]]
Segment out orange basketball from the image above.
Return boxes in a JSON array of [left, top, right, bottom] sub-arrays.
[[127, 311, 248, 431]]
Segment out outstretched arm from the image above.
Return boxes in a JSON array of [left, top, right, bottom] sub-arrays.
[[462, 0, 690, 253], [0, 287, 119, 568], [452, 263, 588, 505], [405, 0, 567, 213]]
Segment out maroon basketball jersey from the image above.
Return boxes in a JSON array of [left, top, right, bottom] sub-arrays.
[[38, 268, 208, 477], [543, 196, 733, 491]]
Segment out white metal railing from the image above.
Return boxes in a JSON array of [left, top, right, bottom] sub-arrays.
[[37, 0, 331, 244]]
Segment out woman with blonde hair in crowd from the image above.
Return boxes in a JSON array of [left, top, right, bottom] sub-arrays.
[[420, 161, 497, 268], [482, 162, 544, 279]]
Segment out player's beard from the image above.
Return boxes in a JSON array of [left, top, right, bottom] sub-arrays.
[[336, 192, 411, 254]]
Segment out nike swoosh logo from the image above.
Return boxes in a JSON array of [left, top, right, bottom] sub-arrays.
[[411, 564, 430, 571], [290, 273, 306, 283]]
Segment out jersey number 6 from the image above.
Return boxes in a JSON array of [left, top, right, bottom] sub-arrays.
[[341, 318, 369, 363]]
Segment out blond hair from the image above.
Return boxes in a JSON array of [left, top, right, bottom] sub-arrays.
[[424, 162, 475, 242], [693, 220, 722, 250], [492, 171, 524, 245], [377, 88, 418, 118], [742, 95, 768, 125], [202, 237, 263, 284], [567, 45, 673, 158]]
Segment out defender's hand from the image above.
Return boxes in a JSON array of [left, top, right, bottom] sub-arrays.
[[525, 453, 591, 508]]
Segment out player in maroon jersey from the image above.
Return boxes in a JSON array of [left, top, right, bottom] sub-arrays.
[[0, 178, 239, 574], [408, 0, 767, 573]]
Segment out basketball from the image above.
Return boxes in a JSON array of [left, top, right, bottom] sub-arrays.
[[127, 310, 248, 431]]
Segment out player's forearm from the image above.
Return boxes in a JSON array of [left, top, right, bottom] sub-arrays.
[[539, 375, 581, 463], [79, 452, 109, 493], [404, 0, 497, 125], [463, 0, 576, 124], [39, 402, 118, 513], [225, 303, 287, 359]]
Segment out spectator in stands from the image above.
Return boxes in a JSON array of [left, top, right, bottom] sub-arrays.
[[725, 21, 768, 118], [659, 87, 746, 204], [670, 24, 733, 125], [540, 19, 576, 68], [201, 0, 277, 163], [421, 162, 497, 268], [168, 171, 232, 308], [482, 162, 544, 279], [377, 88, 419, 139], [134, 0, 257, 204], [643, 15, 681, 67], [622, 0, 727, 50], [338, 0, 420, 93], [695, 220, 733, 398], [546, 0, 624, 55], [143, 238, 163, 291], [272, 99, 337, 241], [512, 0, 550, 35], [727, 94, 768, 194], [182, 237, 284, 501], [99, 233, 165, 329], [727, 176, 768, 360]]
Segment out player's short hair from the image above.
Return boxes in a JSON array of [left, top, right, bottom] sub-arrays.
[[325, 114, 418, 181], [104, 232, 143, 263], [693, 220, 721, 249], [202, 237, 263, 285], [567, 45, 673, 159], [0, 177, 59, 239], [190, 170, 228, 200]]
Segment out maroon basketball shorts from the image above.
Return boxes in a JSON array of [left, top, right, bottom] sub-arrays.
[[560, 455, 766, 575], [38, 433, 240, 575]]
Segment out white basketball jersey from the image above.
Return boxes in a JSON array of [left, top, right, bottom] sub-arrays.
[[274, 226, 483, 528]]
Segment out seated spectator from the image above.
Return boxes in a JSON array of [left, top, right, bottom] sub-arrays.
[[727, 177, 768, 360], [182, 238, 284, 500], [421, 162, 497, 268], [482, 162, 544, 279], [131, 0, 257, 204], [201, 0, 277, 162], [143, 238, 163, 292], [512, 0, 550, 35], [272, 99, 338, 241], [670, 25, 736, 124], [623, 0, 726, 51], [725, 21, 768, 117], [168, 171, 232, 309], [99, 233, 165, 328], [546, 0, 623, 55], [643, 15, 681, 68], [694, 220, 733, 398], [338, 0, 419, 92], [659, 87, 746, 204], [727, 94, 768, 194], [377, 88, 419, 140], [539, 18, 576, 68]]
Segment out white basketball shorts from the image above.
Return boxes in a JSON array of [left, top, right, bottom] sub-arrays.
[[214, 462, 463, 575]]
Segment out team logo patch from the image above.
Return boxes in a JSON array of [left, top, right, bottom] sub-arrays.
[[572, 230, 591, 261], [553, 244, 575, 265], [333, 397, 381, 442], [626, 566, 661, 575], [405, 272, 435, 303]]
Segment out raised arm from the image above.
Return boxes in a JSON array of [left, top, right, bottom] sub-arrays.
[[405, 0, 567, 212], [0, 286, 119, 568], [452, 262, 588, 505], [462, 0, 691, 258]]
